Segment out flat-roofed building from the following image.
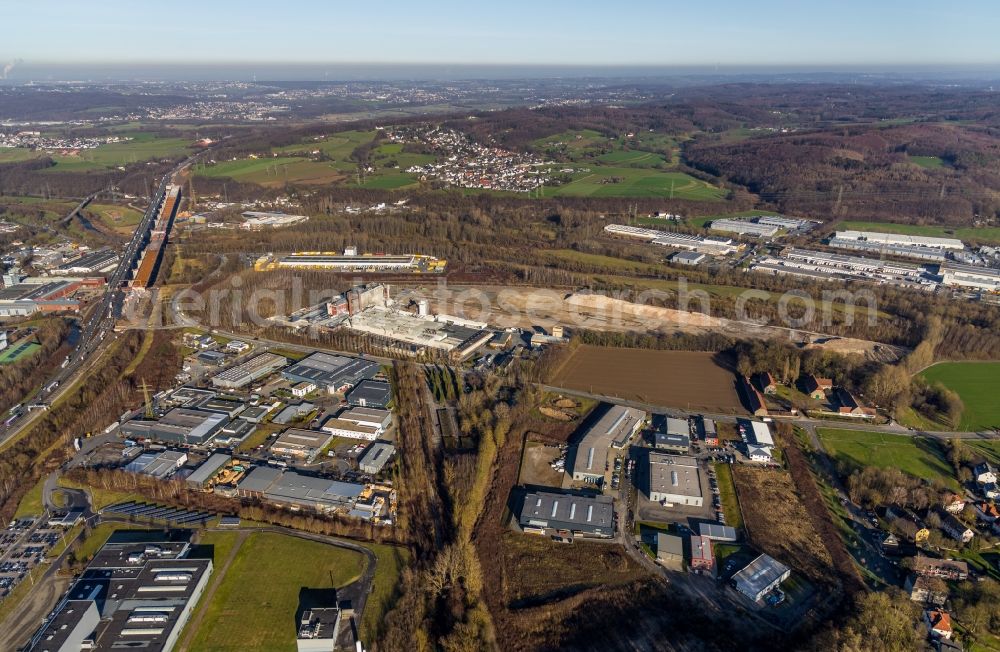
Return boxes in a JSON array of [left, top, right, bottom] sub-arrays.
[[282, 351, 379, 393], [296, 607, 341, 652], [270, 428, 334, 462], [237, 467, 363, 513], [211, 353, 287, 389], [941, 263, 1000, 291], [710, 218, 780, 238], [337, 406, 392, 431], [699, 522, 739, 542], [54, 248, 119, 275], [835, 230, 964, 250], [648, 453, 703, 507], [518, 490, 614, 537], [120, 408, 229, 447], [320, 418, 380, 441], [124, 450, 188, 479], [733, 554, 790, 602], [359, 441, 396, 474], [345, 380, 393, 409], [569, 404, 645, 484], [656, 533, 685, 571]]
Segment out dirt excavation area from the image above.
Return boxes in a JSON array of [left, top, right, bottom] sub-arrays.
[[398, 285, 901, 361]]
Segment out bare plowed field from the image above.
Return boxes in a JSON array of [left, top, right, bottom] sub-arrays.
[[548, 345, 743, 413]]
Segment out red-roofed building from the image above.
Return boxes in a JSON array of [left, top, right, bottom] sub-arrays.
[[924, 610, 953, 640], [689, 534, 714, 572]]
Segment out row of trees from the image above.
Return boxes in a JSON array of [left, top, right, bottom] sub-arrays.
[[0, 318, 71, 415]]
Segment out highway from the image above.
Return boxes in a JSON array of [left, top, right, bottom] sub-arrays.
[[0, 155, 203, 448]]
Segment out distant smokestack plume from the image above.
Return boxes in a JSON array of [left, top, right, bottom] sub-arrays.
[[1, 59, 23, 79]]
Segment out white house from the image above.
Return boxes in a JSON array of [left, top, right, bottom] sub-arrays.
[[291, 381, 316, 398], [974, 463, 997, 485]]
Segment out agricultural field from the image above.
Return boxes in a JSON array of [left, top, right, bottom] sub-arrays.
[[273, 129, 377, 159], [919, 361, 1000, 431], [42, 133, 194, 171], [816, 428, 956, 486], [542, 167, 725, 200], [194, 156, 347, 186], [87, 202, 143, 234], [548, 346, 743, 413], [186, 532, 365, 651], [839, 220, 1000, 245]]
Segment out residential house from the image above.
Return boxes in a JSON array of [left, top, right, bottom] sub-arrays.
[[738, 376, 768, 417], [753, 372, 777, 395], [942, 493, 966, 514], [802, 375, 832, 400], [913, 555, 969, 581], [975, 502, 999, 523], [834, 387, 877, 418], [974, 462, 997, 485], [924, 610, 953, 640], [940, 513, 975, 544], [984, 483, 1000, 500], [906, 575, 947, 606]]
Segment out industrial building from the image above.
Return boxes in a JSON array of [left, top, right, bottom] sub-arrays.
[[518, 490, 615, 537], [255, 251, 445, 273], [569, 404, 646, 483], [941, 263, 1000, 291], [753, 248, 935, 288], [732, 554, 791, 602], [647, 453, 703, 506], [237, 466, 364, 513], [828, 237, 949, 262], [240, 211, 309, 230], [211, 352, 288, 389], [320, 417, 381, 441], [186, 453, 231, 489], [699, 522, 739, 542], [54, 248, 119, 275], [834, 230, 965, 250], [345, 380, 393, 409], [282, 351, 380, 393], [270, 428, 334, 462], [709, 218, 780, 238], [296, 608, 341, 652], [603, 224, 740, 256], [273, 402, 315, 425], [124, 450, 188, 479], [0, 279, 88, 316], [654, 416, 691, 452], [671, 251, 706, 266], [337, 406, 392, 431], [359, 441, 396, 474], [25, 530, 212, 652], [345, 306, 493, 361], [656, 533, 685, 571], [120, 408, 229, 447]]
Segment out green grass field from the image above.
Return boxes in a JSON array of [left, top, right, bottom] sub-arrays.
[[909, 155, 946, 169], [195, 157, 347, 186], [839, 220, 1000, 245], [13, 476, 46, 518], [543, 167, 724, 200], [919, 362, 1000, 431], [187, 532, 365, 651], [817, 428, 956, 486], [713, 463, 744, 530]]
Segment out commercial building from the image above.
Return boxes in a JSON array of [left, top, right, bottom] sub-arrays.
[[697, 416, 718, 446], [747, 421, 774, 448], [647, 453, 703, 507], [188, 396, 246, 419], [337, 406, 392, 431], [54, 248, 119, 275], [270, 428, 334, 462], [282, 351, 380, 394], [656, 533, 685, 571], [709, 218, 780, 238], [834, 230, 964, 251], [732, 554, 791, 602], [345, 380, 393, 409], [124, 450, 188, 479], [0, 279, 86, 316], [671, 251, 706, 266], [828, 237, 949, 262], [296, 607, 341, 652], [654, 416, 691, 452], [256, 252, 444, 273], [569, 404, 646, 483], [291, 381, 316, 397], [359, 441, 396, 474], [689, 534, 714, 572], [120, 408, 229, 447], [25, 530, 212, 652], [211, 353, 287, 389], [320, 418, 381, 441], [941, 263, 1000, 291], [237, 466, 364, 513], [186, 453, 231, 489], [272, 402, 315, 425], [518, 490, 614, 537]]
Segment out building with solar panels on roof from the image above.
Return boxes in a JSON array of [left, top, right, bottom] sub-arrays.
[[518, 489, 614, 537], [732, 553, 790, 602]]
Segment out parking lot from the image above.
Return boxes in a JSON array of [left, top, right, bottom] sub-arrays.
[[0, 518, 66, 601]]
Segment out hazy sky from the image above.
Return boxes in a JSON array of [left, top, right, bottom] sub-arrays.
[[4, 0, 999, 67]]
